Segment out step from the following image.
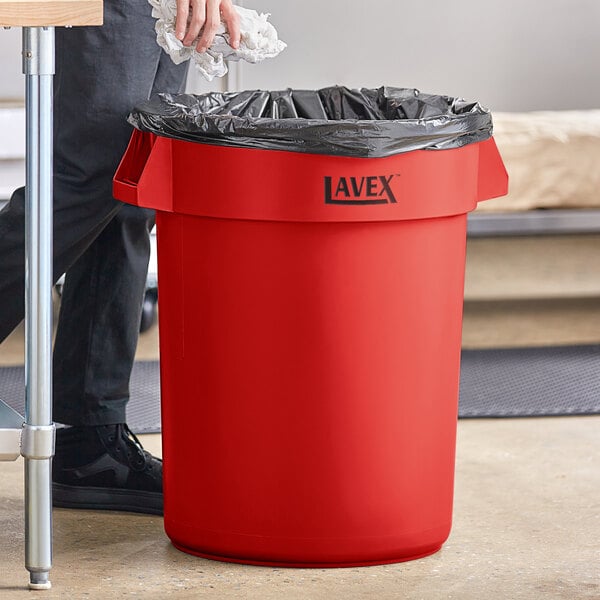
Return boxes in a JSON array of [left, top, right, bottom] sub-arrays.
[[464, 234, 600, 301], [462, 297, 600, 349], [463, 234, 600, 348], [468, 210, 600, 236]]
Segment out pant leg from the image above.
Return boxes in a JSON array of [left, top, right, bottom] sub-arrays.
[[0, 180, 117, 343], [0, 0, 169, 343], [52, 1, 188, 426], [53, 205, 156, 425], [0, 0, 187, 423]]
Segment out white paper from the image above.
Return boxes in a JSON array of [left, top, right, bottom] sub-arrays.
[[148, 1, 287, 81]]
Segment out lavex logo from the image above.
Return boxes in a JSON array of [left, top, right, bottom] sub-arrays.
[[324, 175, 398, 205]]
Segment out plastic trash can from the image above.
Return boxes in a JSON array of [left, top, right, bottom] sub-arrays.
[[114, 87, 508, 567]]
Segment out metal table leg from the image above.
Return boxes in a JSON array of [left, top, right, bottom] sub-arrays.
[[21, 26, 56, 591], [2, 5, 102, 588]]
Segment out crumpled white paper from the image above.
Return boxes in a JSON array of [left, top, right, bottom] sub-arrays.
[[148, 1, 286, 81]]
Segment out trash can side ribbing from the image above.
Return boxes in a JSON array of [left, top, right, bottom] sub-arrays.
[[115, 123, 507, 567]]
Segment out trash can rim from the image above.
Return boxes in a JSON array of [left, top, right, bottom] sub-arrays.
[[128, 86, 494, 158]]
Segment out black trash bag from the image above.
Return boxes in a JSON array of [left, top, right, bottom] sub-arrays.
[[128, 86, 493, 158]]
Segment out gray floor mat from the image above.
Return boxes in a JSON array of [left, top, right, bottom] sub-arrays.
[[1, 345, 599, 433], [459, 344, 600, 417], [0, 361, 161, 435]]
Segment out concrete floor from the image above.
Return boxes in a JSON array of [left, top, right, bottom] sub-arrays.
[[1, 418, 599, 599]]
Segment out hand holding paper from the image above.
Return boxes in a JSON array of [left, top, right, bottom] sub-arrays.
[[149, 0, 287, 81], [174, 0, 240, 52]]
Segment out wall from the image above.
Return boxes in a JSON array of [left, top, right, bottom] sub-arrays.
[[227, 0, 600, 112], [1, 0, 600, 111], [0, 27, 23, 99]]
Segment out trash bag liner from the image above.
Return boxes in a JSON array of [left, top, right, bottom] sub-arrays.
[[128, 86, 493, 158]]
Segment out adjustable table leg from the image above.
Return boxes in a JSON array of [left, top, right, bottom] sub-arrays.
[[22, 26, 55, 592]]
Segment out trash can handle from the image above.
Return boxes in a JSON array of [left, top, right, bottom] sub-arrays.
[[113, 130, 508, 217], [113, 130, 173, 211], [477, 137, 509, 203]]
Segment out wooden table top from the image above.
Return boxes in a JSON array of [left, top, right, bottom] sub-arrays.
[[0, 0, 103, 27]]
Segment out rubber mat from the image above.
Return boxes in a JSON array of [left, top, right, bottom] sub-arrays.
[[0, 361, 161, 435], [1, 345, 599, 433], [459, 344, 600, 418]]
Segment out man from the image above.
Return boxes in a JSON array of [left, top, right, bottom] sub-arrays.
[[0, 0, 240, 515]]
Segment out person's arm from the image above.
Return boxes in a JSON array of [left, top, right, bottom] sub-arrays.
[[175, 0, 241, 53]]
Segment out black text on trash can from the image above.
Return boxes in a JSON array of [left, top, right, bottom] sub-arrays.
[[324, 175, 399, 205]]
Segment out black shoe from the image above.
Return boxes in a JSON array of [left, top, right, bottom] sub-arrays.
[[52, 423, 163, 515]]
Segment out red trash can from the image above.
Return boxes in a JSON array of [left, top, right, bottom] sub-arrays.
[[114, 89, 508, 567]]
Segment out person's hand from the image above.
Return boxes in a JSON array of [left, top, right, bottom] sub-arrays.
[[176, 0, 241, 53]]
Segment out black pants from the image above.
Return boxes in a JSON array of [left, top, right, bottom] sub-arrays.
[[0, 0, 187, 425]]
